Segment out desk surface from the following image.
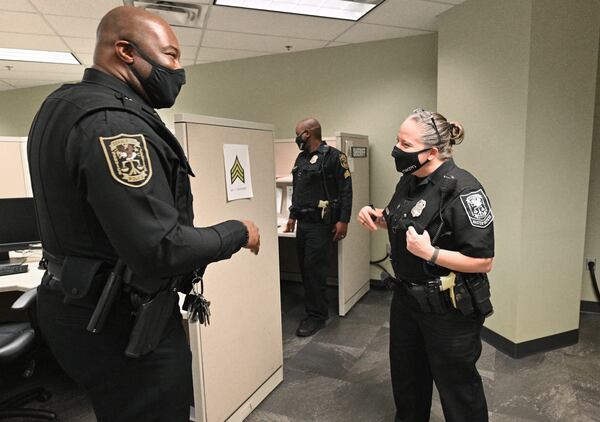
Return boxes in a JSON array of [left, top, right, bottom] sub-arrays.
[[0, 265, 44, 292], [0, 251, 44, 293]]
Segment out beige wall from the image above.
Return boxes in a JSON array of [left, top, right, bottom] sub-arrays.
[[582, 42, 600, 304], [0, 84, 60, 136], [0, 34, 438, 280], [166, 34, 439, 279], [438, 0, 600, 343]]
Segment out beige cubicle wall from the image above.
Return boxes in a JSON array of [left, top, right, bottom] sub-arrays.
[[275, 133, 370, 316], [174, 114, 282, 422], [0, 137, 31, 198]]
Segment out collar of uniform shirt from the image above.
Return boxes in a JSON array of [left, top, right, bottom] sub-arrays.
[[412, 158, 456, 187], [304, 140, 328, 156], [82, 67, 148, 107]]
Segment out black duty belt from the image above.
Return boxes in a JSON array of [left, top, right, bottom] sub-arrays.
[[41, 272, 63, 291], [47, 261, 63, 281], [395, 277, 450, 314]]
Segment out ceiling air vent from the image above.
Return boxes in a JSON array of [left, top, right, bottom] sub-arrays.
[[123, 0, 202, 27]]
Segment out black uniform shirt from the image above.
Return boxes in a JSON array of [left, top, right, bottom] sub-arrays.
[[28, 68, 247, 289], [384, 159, 494, 281], [289, 141, 353, 223]]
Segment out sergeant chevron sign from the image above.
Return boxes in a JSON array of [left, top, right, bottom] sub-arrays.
[[223, 144, 253, 201]]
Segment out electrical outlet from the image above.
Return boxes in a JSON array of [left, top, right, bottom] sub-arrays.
[[585, 257, 596, 268]]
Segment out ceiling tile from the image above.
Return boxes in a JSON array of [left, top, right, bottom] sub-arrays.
[[0, 79, 13, 90], [0, 0, 36, 12], [0, 70, 83, 82], [206, 6, 352, 40], [73, 53, 94, 66], [0, 11, 54, 35], [45, 15, 100, 38], [29, 0, 122, 18], [0, 32, 68, 51], [362, 0, 452, 31], [173, 26, 203, 46], [336, 23, 431, 44], [202, 30, 327, 54], [181, 58, 195, 67], [0, 60, 84, 75], [180, 45, 198, 62], [4, 78, 68, 88], [326, 41, 348, 48], [63, 37, 96, 54], [197, 47, 267, 62]]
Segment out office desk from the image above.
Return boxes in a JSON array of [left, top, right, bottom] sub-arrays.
[[0, 251, 44, 293], [0, 266, 44, 292]]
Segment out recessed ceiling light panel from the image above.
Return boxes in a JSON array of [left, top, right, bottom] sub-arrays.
[[124, 0, 203, 27], [0, 48, 80, 65], [213, 0, 385, 21]]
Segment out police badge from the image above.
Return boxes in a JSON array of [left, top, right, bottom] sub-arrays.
[[99, 133, 152, 188], [411, 199, 426, 217], [460, 189, 493, 228]]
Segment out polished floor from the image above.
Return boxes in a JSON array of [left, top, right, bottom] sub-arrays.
[[1, 283, 599, 422]]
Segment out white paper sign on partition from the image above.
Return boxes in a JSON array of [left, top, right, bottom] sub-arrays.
[[223, 144, 253, 201]]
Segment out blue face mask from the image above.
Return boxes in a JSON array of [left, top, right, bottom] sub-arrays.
[[391, 145, 431, 174], [128, 42, 186, 109]]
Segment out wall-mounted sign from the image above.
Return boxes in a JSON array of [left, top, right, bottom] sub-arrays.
[[351, 146, 368, 158], [223, 144, 253, 201]]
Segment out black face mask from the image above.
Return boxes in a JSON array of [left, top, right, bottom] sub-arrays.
[[128, 42, 186, 109], [295, 131, 307, 150], [391, 145, 432, 174]]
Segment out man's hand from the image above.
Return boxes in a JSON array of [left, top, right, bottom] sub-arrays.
[[405, 226, 434, 260], [332, 222, 348, 241], [283, 218, 296, 233], [241, 220, 260, 255]]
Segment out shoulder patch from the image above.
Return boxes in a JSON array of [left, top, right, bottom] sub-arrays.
[[344, 169, 351, 179], [339, 153, 349, 170], [460, 188, 493, 228], [99, 133, 152, 188]]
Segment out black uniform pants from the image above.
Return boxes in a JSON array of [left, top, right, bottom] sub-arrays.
[[296, 221, 334, 320], [390, 286, 488, 422], [37, 283, 192, 422]]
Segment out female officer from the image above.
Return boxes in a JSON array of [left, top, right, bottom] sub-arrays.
[[358, 109, 494, 422]]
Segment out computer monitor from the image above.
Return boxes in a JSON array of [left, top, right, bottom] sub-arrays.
[[0, 197, 40, 264]]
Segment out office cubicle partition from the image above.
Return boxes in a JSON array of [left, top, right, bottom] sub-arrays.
[[175, 114, 283, 422]]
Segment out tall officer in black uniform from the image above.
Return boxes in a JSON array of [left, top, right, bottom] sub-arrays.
[[358, 109, 494, 422], [27, 6, 260, 422], [284, 118, 352, 336]]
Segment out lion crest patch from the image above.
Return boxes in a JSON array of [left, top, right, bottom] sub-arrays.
[[99, 133, 152, 188]]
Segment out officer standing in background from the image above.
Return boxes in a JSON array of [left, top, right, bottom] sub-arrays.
[[284, 118, 352, 336], [358, 109, 494, 422], [27, 6, 259, 422]]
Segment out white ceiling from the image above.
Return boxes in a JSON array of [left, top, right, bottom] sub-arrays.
[[0, 0, 465, 91]]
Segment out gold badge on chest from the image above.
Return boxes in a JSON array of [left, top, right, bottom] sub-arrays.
[[411, 199, 426, 217]]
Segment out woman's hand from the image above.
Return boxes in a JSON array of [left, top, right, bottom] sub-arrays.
[[358, 206, 383, 231], [405, 226, 435, 260]]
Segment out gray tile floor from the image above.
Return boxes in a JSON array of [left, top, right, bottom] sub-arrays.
[[2, 282, 599, 422]]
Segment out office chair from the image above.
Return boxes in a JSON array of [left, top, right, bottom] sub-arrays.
[[0, 288, 56, 420]]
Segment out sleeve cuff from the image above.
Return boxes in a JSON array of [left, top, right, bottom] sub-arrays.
[[210, 220, 248, 260]]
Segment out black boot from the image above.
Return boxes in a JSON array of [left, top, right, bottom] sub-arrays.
[[296, 317, 325, 337]]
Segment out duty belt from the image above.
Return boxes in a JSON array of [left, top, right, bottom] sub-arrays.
[[396, 278, 449, 314], [47, 261, 63, 281]]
